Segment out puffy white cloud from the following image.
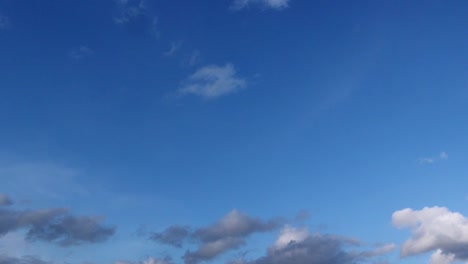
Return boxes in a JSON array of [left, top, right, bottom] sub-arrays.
[[231, 0, 290, 10], [179, 64, 246, 99], [273, 225, 308, 249], [430, 249, 455, 264], [393, 206, 468, 263]]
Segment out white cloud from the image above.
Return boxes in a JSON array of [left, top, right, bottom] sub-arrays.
[[419, 152, 448, 165], [179, 63, 246, 99], [392, 206, 468, 263], [231, 0, 290, 10], [430, 249, 455, 264], [439, 152, 449, 160], [273, 225, 308, 249]]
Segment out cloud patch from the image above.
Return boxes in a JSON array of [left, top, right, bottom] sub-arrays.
[[393, 206, 468, 263], [231, 0, 290, 10], [150, 225, 190, 248], [179, 63, 247, 99], [0, 255, 53, 264], [419, 152, 448, 164], [0, 194, 12, 206], [151, 210, 282, 264], [0, 199, 115, 246], [115, 256, 174, 264], [232, 225, 392, 264], [69, 46, 93, 61]]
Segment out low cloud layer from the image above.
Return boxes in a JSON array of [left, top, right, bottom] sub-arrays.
[[393, 206, 468, 263], [231, 0, 290, 10], [179, 64, 246, 99], [0, 196, 115, 246], [231, 226, 392, 264], [150, 210, 393, 264], [151, 210, 282, 264]]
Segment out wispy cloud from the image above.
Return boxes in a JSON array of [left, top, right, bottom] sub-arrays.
[[0, 15, 10, 30], [393, 206, 468, 263], [419, 151, 448, 165], [188, 50, 201, 66], [114, 0, 158, 36], [231, 0, 290, 10], [69, 46, 93, 61], [179, 63, 247, 99], [163, 41, 182, 57], [114, 0, 147, 25]]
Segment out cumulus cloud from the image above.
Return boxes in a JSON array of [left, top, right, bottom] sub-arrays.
[[231, 0, 290, 10], [0, 194, 12, 206], [0, 202, 114, 246], [419, 151, 448, 164], [179, 63, 246, 99], [392, 206, 468, 263]]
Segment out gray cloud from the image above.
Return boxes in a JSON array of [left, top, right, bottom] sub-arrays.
[[184, 237, 245, 264], [150, 225, 190, 248], [193, 210, 279, 243], [0, 255, 53, 264], [152, 210, 282, 264], [26, 215, 115, 246], [232, 225, 393, 264], [0, 205, 114, 246], [0, 194, 12, 206]]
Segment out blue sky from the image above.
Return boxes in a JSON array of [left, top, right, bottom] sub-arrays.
[[1, 0, 468, 263]]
